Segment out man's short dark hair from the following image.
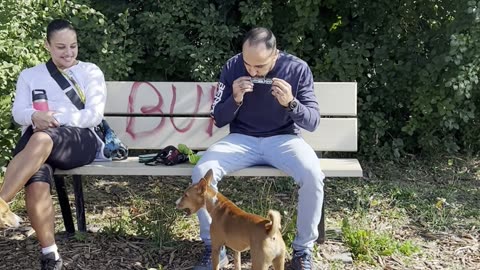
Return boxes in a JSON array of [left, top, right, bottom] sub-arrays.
[[242, 27, 276, 51]]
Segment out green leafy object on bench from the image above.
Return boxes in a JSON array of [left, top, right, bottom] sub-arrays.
[[177, 144, 194, 155], [188, 154, 201, 165], [178, 144, 201, 165]]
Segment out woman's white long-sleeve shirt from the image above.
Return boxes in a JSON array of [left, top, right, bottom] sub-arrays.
[[12, 61, 108, 160], [13, 61, 106, 129]]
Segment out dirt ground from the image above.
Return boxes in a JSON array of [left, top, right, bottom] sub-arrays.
[[1, 226, 351, 270], [1, 175, 479, 270]]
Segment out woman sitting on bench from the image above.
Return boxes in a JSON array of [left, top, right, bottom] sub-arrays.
[[0, 19, 107, 270]]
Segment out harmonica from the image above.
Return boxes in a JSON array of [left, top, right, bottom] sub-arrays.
[[251, 77, 273, 84]]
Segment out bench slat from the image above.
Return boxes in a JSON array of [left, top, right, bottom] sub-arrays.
[[105, 116, 357, 151], [104, 82, 357, 116], [55, 157, 362, 178]]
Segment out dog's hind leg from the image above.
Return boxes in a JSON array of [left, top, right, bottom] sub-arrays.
[[233, 250, 241, 270], [211, 244, 222, 270]]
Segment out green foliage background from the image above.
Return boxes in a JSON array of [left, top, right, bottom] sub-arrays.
[[1, 0, 480, 170]]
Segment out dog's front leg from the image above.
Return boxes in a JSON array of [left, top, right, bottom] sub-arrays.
[[211, 244, 222, 270], [233, 250, 241, 270]]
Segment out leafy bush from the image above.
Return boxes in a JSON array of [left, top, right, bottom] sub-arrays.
[[0, 0, 49, 170], [265, 0, 480, 158], [67, 3, 142, 80], [127, 0, 240, 81], [2, 0, 480, 169]]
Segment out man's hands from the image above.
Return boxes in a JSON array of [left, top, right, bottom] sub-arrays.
[[233, 77, 293, 107], [232, 76, 254, 105], [271, 78, 293, 107], [31, 111, 59, 132]]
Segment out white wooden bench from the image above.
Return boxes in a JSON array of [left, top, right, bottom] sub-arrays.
[[53, 81, 362, 244]]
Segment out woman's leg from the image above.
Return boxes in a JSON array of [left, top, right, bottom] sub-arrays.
[[0, 131, 53, 202], [25, 181, 55, 248], [27, 127, 97, 266], [1, 126, 97, 264]]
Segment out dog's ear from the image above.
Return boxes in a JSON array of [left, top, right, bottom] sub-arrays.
[[196, 169, 214, 194], [203, 169, 214, 186], [197, 178, 208, 194], [0, 199, 8, 213]]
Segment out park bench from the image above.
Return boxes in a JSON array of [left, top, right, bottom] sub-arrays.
[[53, 81, 362, 244]]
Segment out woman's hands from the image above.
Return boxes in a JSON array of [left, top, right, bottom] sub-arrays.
[[31, 111, 59, 131]]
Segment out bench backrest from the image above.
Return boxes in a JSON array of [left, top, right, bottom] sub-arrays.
[[104, 82, 358, 152]]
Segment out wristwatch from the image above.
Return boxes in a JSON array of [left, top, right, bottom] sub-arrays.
[[288, 99, 298, 111]]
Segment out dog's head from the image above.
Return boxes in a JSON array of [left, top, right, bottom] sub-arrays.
[[176, 169, 214, 216], [0, 198, 22, 229]]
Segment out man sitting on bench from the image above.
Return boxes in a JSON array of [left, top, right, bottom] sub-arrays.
[[190, 27, 325, 270]]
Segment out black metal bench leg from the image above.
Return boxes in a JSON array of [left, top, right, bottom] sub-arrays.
[[316, 194, 326, 244], [72, 175, 87, 232], [53, 175, 75, 234]]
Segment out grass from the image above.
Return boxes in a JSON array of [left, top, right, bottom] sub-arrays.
[[324, 155, 480, 268], [341, 217, 421, 264], [1, 154, 479, 269]]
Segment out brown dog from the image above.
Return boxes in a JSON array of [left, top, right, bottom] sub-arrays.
[[0, 197, 22, 229], [176, 169, 286, 270]]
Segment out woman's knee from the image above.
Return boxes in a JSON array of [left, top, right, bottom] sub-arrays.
[[25, 164, 54, 187], [25, 181, 51, 199], [26, 132, 53, 152]]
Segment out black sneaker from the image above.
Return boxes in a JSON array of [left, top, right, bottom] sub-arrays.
[[40, 252, 63, 270], [291, 249, 313, 270], [193, 245, 228, 270]]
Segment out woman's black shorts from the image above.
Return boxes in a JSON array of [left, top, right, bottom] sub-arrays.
[[13, 126, 98, 186]]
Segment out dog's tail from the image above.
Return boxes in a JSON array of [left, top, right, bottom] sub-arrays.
[[266, 209, 282, 237]]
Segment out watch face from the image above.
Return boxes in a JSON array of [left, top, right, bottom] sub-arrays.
[[289, 100, 298, 110]]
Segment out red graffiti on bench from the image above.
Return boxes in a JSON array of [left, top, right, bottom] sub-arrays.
[[126, 82, 216, 140]]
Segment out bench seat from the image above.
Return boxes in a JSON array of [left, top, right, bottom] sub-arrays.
[[55, 157, 363, 177]]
